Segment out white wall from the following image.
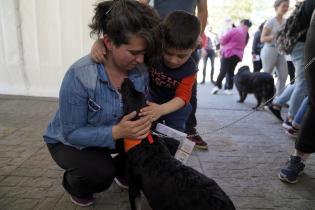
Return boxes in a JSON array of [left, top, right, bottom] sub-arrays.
[[0, 0, 96, 97]]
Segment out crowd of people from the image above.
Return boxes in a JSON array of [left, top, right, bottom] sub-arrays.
[[42, 0, 315, 207]]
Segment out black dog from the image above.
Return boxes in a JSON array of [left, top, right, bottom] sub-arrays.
[[121, 78, 235, 210], [234, 65, 275, 109]]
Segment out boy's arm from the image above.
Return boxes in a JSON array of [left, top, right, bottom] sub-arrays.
[[140, 74, 196, 121]]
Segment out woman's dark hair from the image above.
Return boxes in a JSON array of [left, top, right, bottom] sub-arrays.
[[161, 11, 201, 50], [240, 19, 252, 28], [274, 0, 289, 10], [89, 0, 161, 65]]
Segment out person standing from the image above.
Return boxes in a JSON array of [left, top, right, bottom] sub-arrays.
[[278, 0, 315, 184], [131, 0, 210, 149], [211, 19, 252, 95], [201, 25, 219, 84], [260, 0, 289, 96], [265, 0, 310, 129], [252, 22, 265, 72]]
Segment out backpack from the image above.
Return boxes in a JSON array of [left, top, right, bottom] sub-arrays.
[[275, 1, 307, 54]]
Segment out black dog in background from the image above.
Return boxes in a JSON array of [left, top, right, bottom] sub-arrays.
[[234, 65, 275, 109], [121, 78, 235, 210]]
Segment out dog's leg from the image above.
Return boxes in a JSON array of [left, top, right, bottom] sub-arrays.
[[237, 91, 245, 103], [129, 181, 142, 210], [253, 94, 262, 110], [127, 165, 142, 210]]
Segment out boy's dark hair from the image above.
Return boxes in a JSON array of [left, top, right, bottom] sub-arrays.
[[162, 11, 201, 49], [240, 19, 252, 28], [89, 0, 161, 64]]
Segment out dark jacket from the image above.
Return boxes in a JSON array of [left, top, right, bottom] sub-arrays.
[[252, 30, 264, 55], [297, 0, 315, 42]]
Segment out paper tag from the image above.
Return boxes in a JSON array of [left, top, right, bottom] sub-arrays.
[[180, 138, 195, 154], [174, 150, 190, 164], [155, 123, 195, 164], [156, 123, 187, 141]]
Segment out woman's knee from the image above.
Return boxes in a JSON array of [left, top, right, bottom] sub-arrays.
[[67, 161, 116, 191]]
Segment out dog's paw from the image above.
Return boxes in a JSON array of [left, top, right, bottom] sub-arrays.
[[237, 100, 244, 103]]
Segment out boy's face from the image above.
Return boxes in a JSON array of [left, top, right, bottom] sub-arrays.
[[163, 48, 194, 69]]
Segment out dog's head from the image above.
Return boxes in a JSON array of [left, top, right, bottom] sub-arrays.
[[121, 78, 147, 120], [237, 65, 250, 74]]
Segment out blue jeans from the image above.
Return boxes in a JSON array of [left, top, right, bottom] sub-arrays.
[[156, 103, 192, 132], [288, 42, 307, 117], [274, 42, 307, 117], [274, 84, 295, 105], [293, 97, 308, 127]]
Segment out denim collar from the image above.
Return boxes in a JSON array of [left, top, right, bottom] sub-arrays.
[[97, 64, 143, 85]]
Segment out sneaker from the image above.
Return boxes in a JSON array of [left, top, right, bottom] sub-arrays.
[[187, 132, 208, 150], [224, 90, 233, 95], [70, 194, 95, 207], [286, 126, 299, 139], [114, 176, 129, 190], [211, 86, 220, 95], [278, 155, 305, 184], [282, 118, 292, 129], [264, 104, 283, 121]]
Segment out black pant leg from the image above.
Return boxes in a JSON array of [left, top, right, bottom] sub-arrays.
[[215, 57, 229, 89], [253, 60, 262, 72], [226, 56, 240, 90], [202, 55, 208, 81], [47, 143, 121, 197], [185, 50, 200, 133], [295, 15, 315, 153], [209, 50, 215, 81], [185, 81, 197, 133]]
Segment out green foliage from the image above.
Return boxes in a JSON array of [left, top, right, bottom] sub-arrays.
[[224, 0, 253, 21]]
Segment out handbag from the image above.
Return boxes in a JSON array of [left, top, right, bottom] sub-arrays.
[[275, 1, 307, 54]]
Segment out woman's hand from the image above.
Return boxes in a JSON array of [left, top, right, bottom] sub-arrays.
[[139, 101, 164, 122], [112, 111, 152, 140], [90, 39, 106, 63]]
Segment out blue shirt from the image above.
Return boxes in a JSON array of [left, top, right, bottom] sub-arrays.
[[43, 55, 149, 149], [154, 0, 197, 18]]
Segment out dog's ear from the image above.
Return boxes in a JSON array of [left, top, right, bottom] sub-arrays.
[[121, 78, 147, 116], [238, 65, 250, 73]]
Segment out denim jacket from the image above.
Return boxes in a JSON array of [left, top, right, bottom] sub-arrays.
[[43, 55, 149, 149]]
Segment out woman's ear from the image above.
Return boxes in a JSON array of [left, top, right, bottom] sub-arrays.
[[103, 34, 114, 51]]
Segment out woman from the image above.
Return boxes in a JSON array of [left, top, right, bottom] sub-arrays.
[[211, 19, 252, 95], [43, 0, 160, 206], [260, 0, 289, 96], [278, 1, 315, 184], [252, 22, 265, 72]]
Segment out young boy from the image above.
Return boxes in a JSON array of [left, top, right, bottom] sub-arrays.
[[139, 11, 200, 133]]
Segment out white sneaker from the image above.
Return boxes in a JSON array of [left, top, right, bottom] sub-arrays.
[[211, 86, 219, 95], [224, 90, 233, 95]]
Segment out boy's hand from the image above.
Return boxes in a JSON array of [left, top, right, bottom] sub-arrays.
[[139, 101, 164, 122], [90, 39, 106, 63]]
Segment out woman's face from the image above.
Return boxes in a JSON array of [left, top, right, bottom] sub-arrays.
[[276, 1, 289, 16], [108, 35, 147, 71]]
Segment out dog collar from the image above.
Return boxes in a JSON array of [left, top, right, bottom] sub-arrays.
[[124, 133, 154, 153]]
